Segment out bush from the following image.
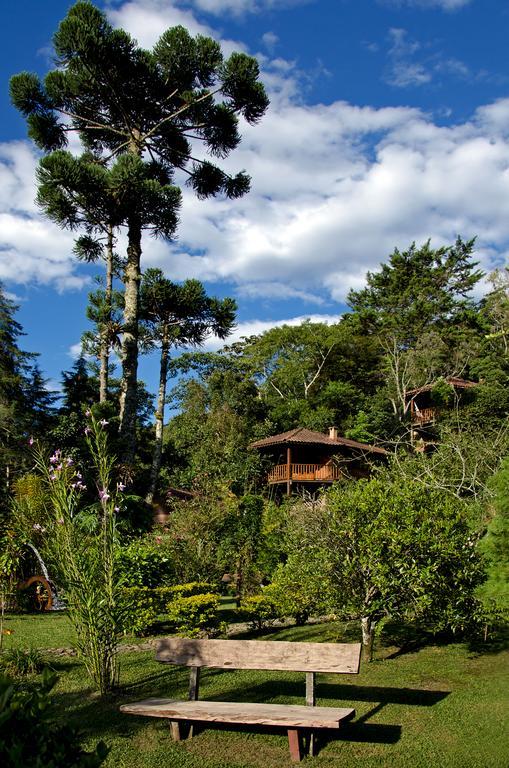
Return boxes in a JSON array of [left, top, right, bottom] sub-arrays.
[[167, 581, 215, 598], [120, 582, 218, 636], [0, 668, 108, 767], [116, 539, 174, 587], [240, 593, 279, 631], [166, 593, 220, 636], [0, 647, 46, 677], [120, 586, 175, 636]]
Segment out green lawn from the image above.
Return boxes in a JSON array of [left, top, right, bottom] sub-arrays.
[[2, 614, 508, 768]]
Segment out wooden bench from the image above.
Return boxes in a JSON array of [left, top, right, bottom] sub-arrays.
[[120, 637, 361, 761]]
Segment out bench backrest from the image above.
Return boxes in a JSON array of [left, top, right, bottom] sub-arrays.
[[156, 638, 361, 675]]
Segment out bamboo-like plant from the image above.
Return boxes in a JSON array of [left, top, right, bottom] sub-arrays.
[[32, 415, 124, 694]]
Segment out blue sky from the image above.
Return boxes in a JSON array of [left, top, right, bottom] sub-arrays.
[[1, 0, 509, 396]]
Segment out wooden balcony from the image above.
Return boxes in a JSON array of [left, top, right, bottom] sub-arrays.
[[411, 407, 437, 426], [267, 463, 344, 485]]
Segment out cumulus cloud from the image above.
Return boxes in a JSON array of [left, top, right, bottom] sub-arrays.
[[204, 313, 340, 350], [0, 143, 90, 292]]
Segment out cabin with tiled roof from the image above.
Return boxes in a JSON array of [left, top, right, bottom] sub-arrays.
[[250, 427, 387, 495]]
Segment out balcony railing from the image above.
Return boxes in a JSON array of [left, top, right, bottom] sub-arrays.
[[411, 407, 437, 425], [267, 463, 344, 484]]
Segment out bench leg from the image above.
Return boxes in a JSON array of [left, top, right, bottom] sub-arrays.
[[170, 722, 182, 742], [287, 729, 302, 762]]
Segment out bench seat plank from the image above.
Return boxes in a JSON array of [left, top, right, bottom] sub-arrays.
[[120, 698, 355, 729], [156, 638, 361, 674]]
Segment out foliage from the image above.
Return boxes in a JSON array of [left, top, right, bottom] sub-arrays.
[[116, 538, 174, 588], [217, 494, 264, 602], [0, 647, 46, 677], [285, 473, 485, 659], [240, 593, 279, 631], [0, 668, 108, 767], [166, 592, 221, 636], [119, 587, 170, 636], [477, 456, 509, 623], [120, 582, 216, 635], [263, 554, 329, 626]]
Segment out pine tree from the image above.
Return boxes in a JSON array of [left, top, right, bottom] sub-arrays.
[[140, 268, 236, 503]]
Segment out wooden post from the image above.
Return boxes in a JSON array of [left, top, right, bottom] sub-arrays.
[[306, 672, 316, 757], [286, 446, 292, 496], [287, 729, 302, 762], [187, 666, 200, 739]]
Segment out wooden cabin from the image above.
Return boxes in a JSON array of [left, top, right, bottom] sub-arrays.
[[405, 377, 478, 450], [250, 427, 387, 495]]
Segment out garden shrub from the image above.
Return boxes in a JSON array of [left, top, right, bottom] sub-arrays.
[[120, 586, 175, 636], [116, 539, 174, 587], [0, 668, 108, 767], [167, 581, 215, 598], [120, 583, 217, 636], [166, 593, 221, 636], [0, 647, 46, 677], [240, 593, 279, 631]]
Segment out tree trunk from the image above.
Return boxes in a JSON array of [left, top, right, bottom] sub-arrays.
[[99, 224, 114, 404], [119, 215, 142, 464], [145, 324, 170, 504], [361, 616, 376, 662]]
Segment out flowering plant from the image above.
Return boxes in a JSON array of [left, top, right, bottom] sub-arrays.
[[31, 413, 125, 695]]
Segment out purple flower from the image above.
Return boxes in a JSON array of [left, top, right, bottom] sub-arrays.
[[28, 436, 34, 446], [75, 472, 82, 480], [117, 482, 126, 492], [57, 518, 64, 525], [99, 488, 110, 501], [66, 457, 74, 466], [50, 474, 57, 481], [114, 506, 120, 513], [56, 463, 63, 471], [85, 409, 91, 417], [32, 523, 42, 531], [84, 426, 91, 435], [99, 419, 109, 427]]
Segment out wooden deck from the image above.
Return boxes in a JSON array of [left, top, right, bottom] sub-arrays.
[[268, 463, 343, 484]]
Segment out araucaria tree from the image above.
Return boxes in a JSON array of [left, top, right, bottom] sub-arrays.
[[11, 1, 269, 463], [139, 268, 236, 503]]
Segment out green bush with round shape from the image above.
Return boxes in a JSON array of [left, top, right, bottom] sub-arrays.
[[166, 593, 221, 636]]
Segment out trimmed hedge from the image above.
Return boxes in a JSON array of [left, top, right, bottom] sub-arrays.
[[166, 593, 221, 636], [120, 582, 219, 636]]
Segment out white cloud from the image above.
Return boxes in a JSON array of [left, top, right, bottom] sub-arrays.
[[183, 0, 312, 17], [68, 342, 84, 359], [2, 0, 507, 312], [385, 0, 472, 10]]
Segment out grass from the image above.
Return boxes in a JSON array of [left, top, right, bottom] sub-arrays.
[[2, 612, 508, 768]]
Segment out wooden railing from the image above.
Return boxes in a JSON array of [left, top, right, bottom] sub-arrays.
[[411, 407, 437, 425], [267, 463, 344, 484]]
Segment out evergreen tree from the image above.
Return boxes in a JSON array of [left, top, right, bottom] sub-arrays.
[[140, 268, 236, 503], [11, 1, 269, 464]]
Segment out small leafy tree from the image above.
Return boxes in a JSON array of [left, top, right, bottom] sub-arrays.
[[290, 472, 485, 660]]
